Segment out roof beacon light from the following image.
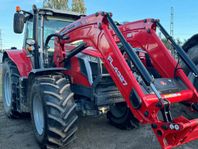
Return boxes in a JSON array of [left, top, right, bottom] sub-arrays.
[[16, 6, 21, 12]]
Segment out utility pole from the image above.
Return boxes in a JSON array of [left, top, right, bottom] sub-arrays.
[[170, 7, 176, 57], [0, 29, 2, 52], [170, 7, 174, 38]]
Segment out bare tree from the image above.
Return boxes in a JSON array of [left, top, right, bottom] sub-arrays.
[[72, 0, 86, 14]]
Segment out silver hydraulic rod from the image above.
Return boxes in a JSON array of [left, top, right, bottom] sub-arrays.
[[40, 15, 44, 68], [150, 83, 163, 100]]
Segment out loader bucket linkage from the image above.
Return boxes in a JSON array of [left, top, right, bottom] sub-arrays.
[[105, 13, 198, 149], [58, 12, 198, 148]]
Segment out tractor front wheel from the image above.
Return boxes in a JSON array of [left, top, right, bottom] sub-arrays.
[[30, 75, 78, 149], [107, 102, 139, 129], [2, 58, 20, 118]]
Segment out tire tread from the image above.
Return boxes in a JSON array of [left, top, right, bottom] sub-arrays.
[[31, 75, 78, 149]]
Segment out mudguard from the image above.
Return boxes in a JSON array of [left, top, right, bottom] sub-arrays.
[[28, 68, 67, 78], [2, 49, 32, 77]]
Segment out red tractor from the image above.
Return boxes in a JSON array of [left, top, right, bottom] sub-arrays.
[[2, 5, 198, 149]]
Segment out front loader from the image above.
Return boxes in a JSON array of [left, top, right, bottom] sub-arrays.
[[2, 5, 198, 149]]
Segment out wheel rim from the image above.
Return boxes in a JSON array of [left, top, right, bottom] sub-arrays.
[[33, 94, 44, 135], [110, 103, 127, 118], [3, 71, 12, 107]]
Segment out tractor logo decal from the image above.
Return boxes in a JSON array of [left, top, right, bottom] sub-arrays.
[[107, 55, 128, 86], [164, 93, 181, 98]]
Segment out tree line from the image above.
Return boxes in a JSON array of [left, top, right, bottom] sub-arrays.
[[43, 0, 86, 14]]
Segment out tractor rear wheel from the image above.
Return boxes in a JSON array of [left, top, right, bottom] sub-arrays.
[[30, 74, 78, 149], [107, 102, 139, 129], [182, 45, 198, 89], [2, 58, 20, 118]]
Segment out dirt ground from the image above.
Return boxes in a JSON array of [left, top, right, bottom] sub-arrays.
[[0, 63, 198, 149]]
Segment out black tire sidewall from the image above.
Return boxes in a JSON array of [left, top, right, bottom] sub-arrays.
[[107, 103, 137, 129], [188, 47, 198, 67], [108, 104, 129, 123], [30, 75, 78, 148], [2, 60, 14, 115], [182, 45, 198, 74], [183, 45, 198, 90], [189, 47, 198, 88], [30, 80, 48, 148]]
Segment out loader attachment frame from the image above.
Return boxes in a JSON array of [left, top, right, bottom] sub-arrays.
[[54, 12, 198, 149]]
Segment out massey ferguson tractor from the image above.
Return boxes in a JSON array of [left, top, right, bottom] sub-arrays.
[[2, 5, 198, 149]]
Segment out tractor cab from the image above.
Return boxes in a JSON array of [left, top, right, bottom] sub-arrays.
[[13, 5, 82, 68]]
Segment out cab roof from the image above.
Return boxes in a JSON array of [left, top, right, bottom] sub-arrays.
[[39, 8, 83, 19], [24, 8, 83, 21]]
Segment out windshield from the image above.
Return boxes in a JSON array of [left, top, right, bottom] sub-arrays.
[[24, 16, 73, 49], [44, 16, 72, 39], [43, 17, 73, 49]]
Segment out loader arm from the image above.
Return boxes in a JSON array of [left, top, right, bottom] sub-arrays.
[[56, 12, 198, 149]]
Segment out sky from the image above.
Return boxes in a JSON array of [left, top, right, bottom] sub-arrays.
[[0, 0, 197, 49]]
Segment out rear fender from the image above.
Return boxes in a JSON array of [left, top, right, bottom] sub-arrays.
[[2, 49, 32, 77], [28, 68, 67, 78], [27, 68, 68, 91]]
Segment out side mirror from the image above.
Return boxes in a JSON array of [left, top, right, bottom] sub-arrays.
[[13, 12, 25, 34]]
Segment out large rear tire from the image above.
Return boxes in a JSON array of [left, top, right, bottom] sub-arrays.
[[30, 74, 78, 149], [181, 45, 198, 89], [107, 102, 139, 129], [180, 44, 198, 118], [2, 58, 20, 118]]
